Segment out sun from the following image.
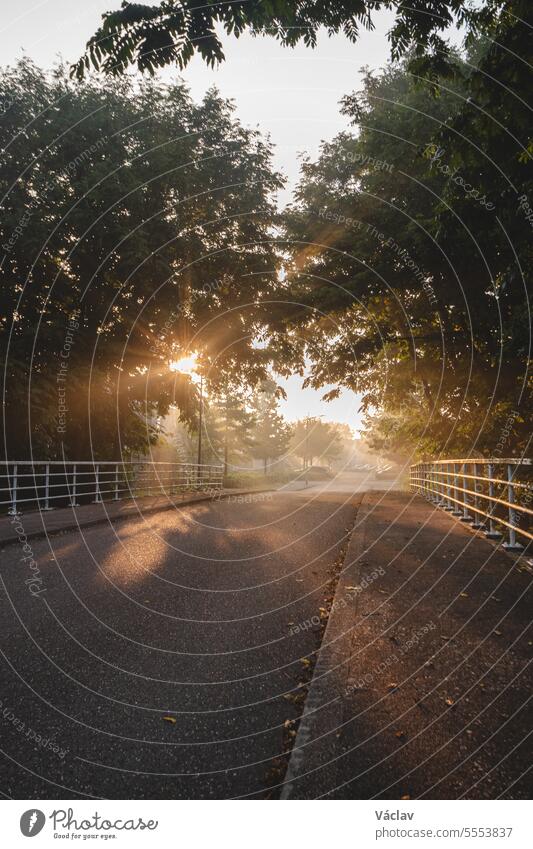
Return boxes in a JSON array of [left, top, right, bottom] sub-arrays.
[[169, 353, 198, 375]]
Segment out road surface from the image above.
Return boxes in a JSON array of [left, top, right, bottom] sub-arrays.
[[0, 486, 360, 799]]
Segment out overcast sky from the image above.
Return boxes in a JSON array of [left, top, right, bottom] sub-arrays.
[[0, 1, 403, 432]]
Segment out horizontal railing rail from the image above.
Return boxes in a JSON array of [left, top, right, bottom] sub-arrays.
[[0, 460, 224, 515], [410, 458, 533, 552]]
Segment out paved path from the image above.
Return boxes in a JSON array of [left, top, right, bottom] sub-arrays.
[[0, 488, 274, 547], [0, 488, 360, 799], [283, 491, 532, 800], [1, 484, 530, 800]]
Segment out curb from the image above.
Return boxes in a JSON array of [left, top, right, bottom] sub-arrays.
[[0, 487, 276, 549], [281, 493, 371, 799]]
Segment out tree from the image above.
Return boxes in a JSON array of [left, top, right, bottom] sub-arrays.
[[73, 1, 508, 81], [290, 418, 343, 469], [0, 60, 282, 459], [279, 4, 532, 458], [249, 379, 291, 474], [205, 384, 256, 474]]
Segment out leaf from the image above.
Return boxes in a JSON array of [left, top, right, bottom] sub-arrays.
[[162, 715, 176, 724]]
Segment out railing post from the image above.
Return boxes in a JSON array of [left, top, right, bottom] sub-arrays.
[[471, 462, 483, 528], [8, 464, 18, 515], [70, 464, 79, 507], [485, 462, 502, 539], [430, 463, 437, 503], [114, 463, 120, 501], [43, 463, 53, 510], [436, 463, 445, 506], [460, 462, 472, 521], [444, 462, 454, 510], [503, 462, 523, 551], [93, 464, 102, 503], [452, 463, 462, 516]]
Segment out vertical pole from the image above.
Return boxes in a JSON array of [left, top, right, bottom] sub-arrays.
[[93, 465, 102, 503], [44, 463, 50, 509], [43, 463, 54, 510], [485, 462, 502, 539], [452, 463, 462, 515], [471, 462, 483, 528], [436, 463, 444, 505], [460, 462, 471, 521], [444, 462, 453, 510], [114, 463, 120, 501], [70, 464, 79, 507], [197, 374, 203, 488], [503, 462, 523, 551], [8, 464, 18, 515]]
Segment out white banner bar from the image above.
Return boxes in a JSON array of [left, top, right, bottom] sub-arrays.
[[1, 799, 529, 847]]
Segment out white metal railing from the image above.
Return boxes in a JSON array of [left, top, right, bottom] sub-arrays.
[[0, 460, 224, 515], [410, 458, 533, 552]]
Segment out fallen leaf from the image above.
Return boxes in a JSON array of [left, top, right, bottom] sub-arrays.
[[494, 630, 502, 636], [162, 716, 176, 724], [395, 730, 406, 739], [445, 697, 455, 706]]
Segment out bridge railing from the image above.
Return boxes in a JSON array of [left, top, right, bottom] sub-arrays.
[[0, 460, 224, 515], [410, 458, 533, 552]]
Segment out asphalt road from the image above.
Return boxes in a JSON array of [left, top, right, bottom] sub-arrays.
[[0, 488, 360, 799]]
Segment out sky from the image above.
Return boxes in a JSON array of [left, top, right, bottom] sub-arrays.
[[0, 1, 400, 433]]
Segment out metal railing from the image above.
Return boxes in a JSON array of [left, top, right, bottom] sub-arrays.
[[410, 458, 533, 552], [0, 460, 224, 515]]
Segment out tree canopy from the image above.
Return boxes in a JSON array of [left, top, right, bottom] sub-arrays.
[[0, 60, 282, 459], [278, 5, 532, 459], [73, 0, 511, 80], [249, 378, 292, 473]]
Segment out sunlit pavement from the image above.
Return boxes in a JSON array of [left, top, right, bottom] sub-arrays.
[[284, 491, 533, 800], [0, 489, 361, 799], [286, 469, 405, 494]]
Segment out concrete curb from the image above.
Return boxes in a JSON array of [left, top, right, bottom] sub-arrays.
[[281, 493, 371, 799], [0, 487, 276, 549]]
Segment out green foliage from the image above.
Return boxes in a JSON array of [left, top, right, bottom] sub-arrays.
[[0, 60, 282, 459], [279, 5, 532, 459], [205, 383, 257, 472], [249, 378, 292, 472], [73, 1, 506, 80], [290, 418, 343, 468]]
